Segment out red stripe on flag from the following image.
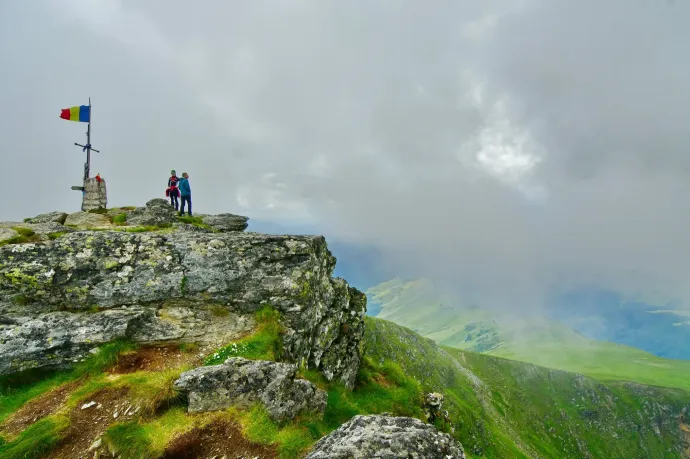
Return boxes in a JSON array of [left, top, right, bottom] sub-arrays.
[[60, 109, 70, 120]]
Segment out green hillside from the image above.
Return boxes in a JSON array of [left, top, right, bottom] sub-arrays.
[[2, 313, 689, 458], [368, 278, 690, 392], [364, 317, 690, 458]]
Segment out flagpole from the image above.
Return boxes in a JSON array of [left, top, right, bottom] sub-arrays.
[[85, 97, 91, 181]]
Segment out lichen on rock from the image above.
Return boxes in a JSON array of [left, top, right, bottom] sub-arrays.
[[198, 213, 248, 232], [174, 357, 327, 422], [25, 211, 68, 225], [64, 211, 111, 228], [0, 206, 367, 388], [126, 199, 178, 227], [306, 414, 466, 458]]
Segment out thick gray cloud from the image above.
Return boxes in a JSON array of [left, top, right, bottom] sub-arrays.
[[1, 0, 689, 310]]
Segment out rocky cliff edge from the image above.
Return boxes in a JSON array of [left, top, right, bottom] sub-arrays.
[[0, 199, 367, 388]]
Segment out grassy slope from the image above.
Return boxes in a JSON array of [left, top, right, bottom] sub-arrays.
[[0, 308, 428, 459], [365, 317, 690, 459], [369, 278, 690, 392], [1, 312, 689, 457]]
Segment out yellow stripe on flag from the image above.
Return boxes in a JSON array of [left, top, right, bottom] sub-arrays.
[[69, 106, 80, 121]]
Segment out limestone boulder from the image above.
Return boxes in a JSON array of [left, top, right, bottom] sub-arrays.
[[424, 392, 444, 423], [174, 357, 327, 422], [26, 211, 68, 225], [0, 225, 367, 387], [0, 306, 254, 375], [127, 199, 178, 227], [306, 415, 466, 459], [199, 213, 249, 232], [0, 308, 146, 375], [64, 211, 111, 228]]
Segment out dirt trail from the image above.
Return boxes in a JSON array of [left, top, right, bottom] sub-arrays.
[[47, 386, 133, 459], [162, 420, 277, 459], [0, 381, 79, 437], [108, 344, 202, 374]]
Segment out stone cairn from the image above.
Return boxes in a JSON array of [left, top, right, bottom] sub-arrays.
[[81, 177, 107, 211]]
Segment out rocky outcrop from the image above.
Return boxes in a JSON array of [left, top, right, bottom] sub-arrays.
[[0, 222, 75, 245], [127, 199, 178, 227], [26, 211, 68, 225], [0, 210, 367, 387], [0, 306, 254, 375], [174, 357, 327, 422], [424, 392, 444, 423], [199, 213, 249, 232], [64, 211, 111, 228], [306, 415, 466, 459]]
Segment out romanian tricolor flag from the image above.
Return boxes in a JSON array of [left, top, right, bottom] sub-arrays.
[[59, 105, 90, 123]]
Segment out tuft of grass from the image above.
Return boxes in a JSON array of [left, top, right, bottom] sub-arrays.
[[0, 415, 69, 459], [47, 231, 66, 240], [11, 294, 28, 305], [0, 228, 41, 247], [204, 306, 283, 365], [177, 215, 213, 230], [234, 405, 311, 458], [103, 421, 154, 459], [124, 369, 182, 415], [104, 407, 196, 458], [275, 424, 314, 458], [177, 215, 203, 225], [180, 276, 188, 294], [72, 340, 137, 378], [14, 228, 35, 237], [240, 404, 279, 444], [112, 213, 127, 226], [124, 226, 160, 233]]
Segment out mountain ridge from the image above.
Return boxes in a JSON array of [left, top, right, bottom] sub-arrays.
[[2, 206, 690, 457], [368, 278, 690, 392]]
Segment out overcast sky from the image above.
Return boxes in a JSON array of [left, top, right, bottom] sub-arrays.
[[1, 0, 689, 311]]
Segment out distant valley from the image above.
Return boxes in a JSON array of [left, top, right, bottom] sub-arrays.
[[368, 278, 690, 391]]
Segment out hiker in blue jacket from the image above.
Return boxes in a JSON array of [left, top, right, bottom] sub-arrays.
[[178, 172, 192, 216]]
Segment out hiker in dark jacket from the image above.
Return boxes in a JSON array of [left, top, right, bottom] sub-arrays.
[[178, 172, 192, 216], [167, 170, 179, 210]]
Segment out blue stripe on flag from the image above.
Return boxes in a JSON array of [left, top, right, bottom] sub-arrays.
[[79, 105, 90, 122]]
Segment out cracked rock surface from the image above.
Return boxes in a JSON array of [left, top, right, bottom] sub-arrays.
[[198, 213, 249, 232], [25, 211, 68, 225], [174, 357, 327, 422], [63, 212, 111, 228], [306, 415, 466, 459], [0, 208, 366, 387], [126, 199, 179, 227]]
